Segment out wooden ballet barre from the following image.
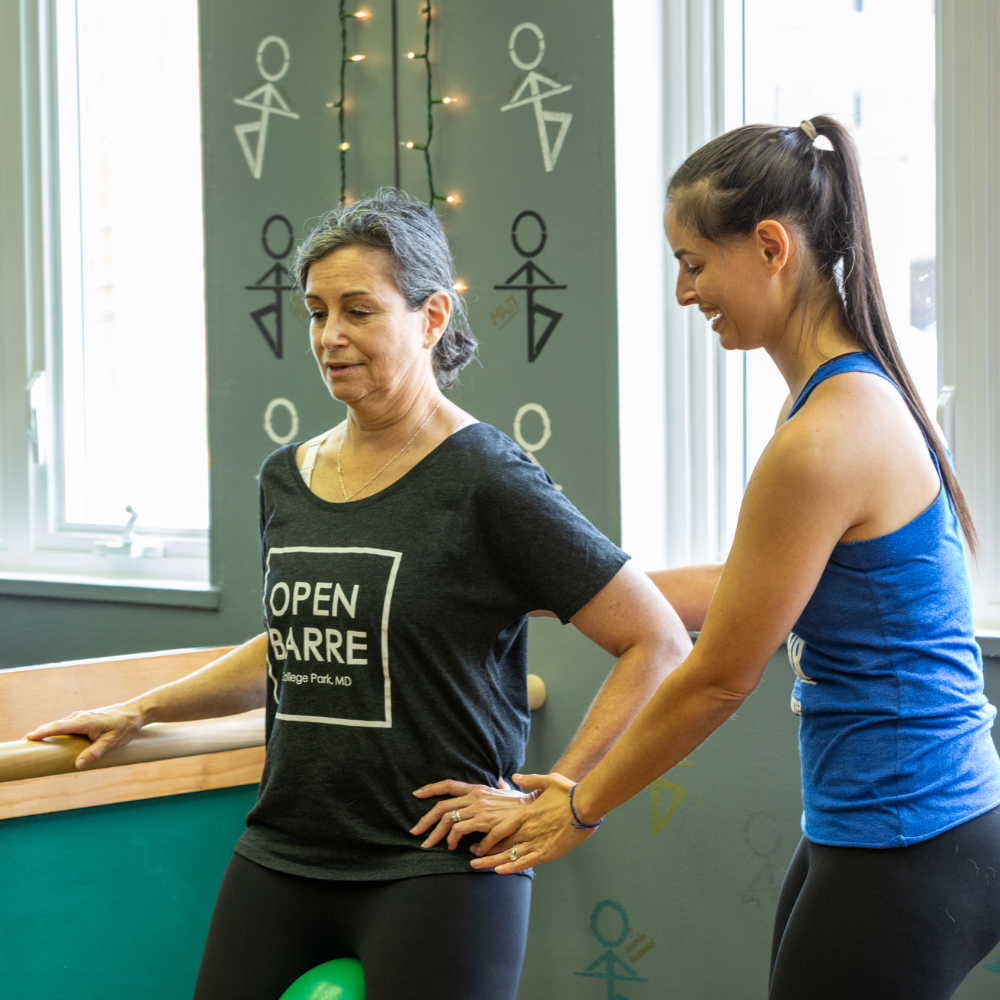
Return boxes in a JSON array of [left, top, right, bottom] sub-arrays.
[[0, 709, 266, 785], [0, 672, 545, 788]]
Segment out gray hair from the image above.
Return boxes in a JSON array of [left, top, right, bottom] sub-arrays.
[[294, 189, 477, 389]]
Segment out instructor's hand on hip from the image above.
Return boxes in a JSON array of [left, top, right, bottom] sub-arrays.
[[410, 777, 538, 850], [24, 702, 145, 769], [469, 772, 597, 874]]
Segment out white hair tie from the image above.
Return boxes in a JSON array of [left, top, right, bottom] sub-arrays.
[[800, 119, 818, 141]]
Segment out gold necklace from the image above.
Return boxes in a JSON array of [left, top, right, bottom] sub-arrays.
[[337, 398, 443, 502]]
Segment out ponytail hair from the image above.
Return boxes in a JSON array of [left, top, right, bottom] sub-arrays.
[[668, 115, 977, 553]]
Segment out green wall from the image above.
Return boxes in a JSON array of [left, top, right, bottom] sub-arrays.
[[3, 2, 1000, 998], [0, 786, 259, 997]]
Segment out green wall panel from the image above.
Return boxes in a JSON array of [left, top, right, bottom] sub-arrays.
[[0, 786, 258, 998]]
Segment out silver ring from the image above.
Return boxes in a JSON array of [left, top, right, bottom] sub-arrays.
[[449, 810, 462, 823], [509, 843, 520, 862]]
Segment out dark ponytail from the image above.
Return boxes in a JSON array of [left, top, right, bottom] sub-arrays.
[[668, 115, 977, 554]]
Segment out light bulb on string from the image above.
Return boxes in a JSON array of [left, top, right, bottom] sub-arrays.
[[351, 53, 365, 61], [340, 142, 350, 151], [453, 281, 467, 293]]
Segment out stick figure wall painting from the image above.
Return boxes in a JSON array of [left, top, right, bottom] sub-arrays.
[[576, 900, 649, 999], [247, 215, 297, 359], [501, 22, 573, 172], [495, 211, 567, 363], [235, 36, 301, 179]]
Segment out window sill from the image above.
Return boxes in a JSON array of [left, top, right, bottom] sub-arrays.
[[0, 573, 219, 609], [977, 631, 1000, 661]]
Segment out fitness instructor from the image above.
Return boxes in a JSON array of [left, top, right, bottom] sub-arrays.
[[470, 118, 1000, 1000], [27, 190, 692, 1000]]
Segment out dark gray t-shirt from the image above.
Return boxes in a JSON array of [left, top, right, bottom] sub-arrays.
[[235, 422, 628, 881]]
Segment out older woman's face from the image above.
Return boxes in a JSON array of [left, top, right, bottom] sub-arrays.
[[304, 246, 444, 405]]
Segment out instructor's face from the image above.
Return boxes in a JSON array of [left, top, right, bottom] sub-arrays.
[[304, 247, 445, 405], [665, 206, 786, 353]]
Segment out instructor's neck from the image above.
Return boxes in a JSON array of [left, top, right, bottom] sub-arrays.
[[768, 309, 862, 401]]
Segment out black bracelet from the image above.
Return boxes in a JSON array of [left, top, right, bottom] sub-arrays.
[[569, 783, 603, 830]]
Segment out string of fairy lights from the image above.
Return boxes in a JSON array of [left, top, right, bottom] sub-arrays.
[[328, 4, 457, 210], [403, 5, 455, 208], [329, 2, 368, 205]]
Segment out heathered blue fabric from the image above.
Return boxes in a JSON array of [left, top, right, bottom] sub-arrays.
[[786, 352, 1000, 848]]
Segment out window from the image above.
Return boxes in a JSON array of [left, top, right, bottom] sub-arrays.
[[728, 0, 939, 544], [0, 0, 210, 597], [617, 0, 943, 574]]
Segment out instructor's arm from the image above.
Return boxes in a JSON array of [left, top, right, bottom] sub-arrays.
[[471, 420, 858, 873], [24, 633, 269, 769], [548, 561, 693, 780]]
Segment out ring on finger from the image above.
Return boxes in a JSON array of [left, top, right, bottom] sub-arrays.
[[449, 809, 462, 823], [509, 843, 520, 862]]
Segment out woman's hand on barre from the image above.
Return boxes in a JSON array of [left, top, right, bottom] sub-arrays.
[[410, 777, 539, 851], [469, 771, 593, 874], [21, 633, 270, 770], [24, 702, 145, 769]]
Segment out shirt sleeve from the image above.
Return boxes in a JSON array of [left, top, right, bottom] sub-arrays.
[[475, 438, 630, 624]]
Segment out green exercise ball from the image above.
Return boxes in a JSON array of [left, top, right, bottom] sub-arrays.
[[279, 958, 365, 1000]]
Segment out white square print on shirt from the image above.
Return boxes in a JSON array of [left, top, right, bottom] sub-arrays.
[[264, 546, 402, 728]]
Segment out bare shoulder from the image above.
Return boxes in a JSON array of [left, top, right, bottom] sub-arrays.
[[438, 398, 477, 435], [796, 370, 926, 450], [756, 375, 894, 490], [757, 370, 938, 540], [295, 423, 344, 471]]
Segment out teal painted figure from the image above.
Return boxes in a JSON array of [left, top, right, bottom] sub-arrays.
[[575, 901, 647, 1000]]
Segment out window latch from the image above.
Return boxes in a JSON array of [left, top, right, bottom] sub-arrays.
[[27, 371, 49, 466]]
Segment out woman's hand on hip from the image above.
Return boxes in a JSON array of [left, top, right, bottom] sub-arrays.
[[24, 702, 145, 769], [410, 777, 538, 850], [469, 772, 595, 874]]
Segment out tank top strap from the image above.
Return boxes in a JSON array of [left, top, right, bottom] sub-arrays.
[[785, 352, 897, 422], [299, 428, 337, 490]]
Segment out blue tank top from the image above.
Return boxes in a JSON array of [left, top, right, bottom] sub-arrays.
[[786, 352, 1000, 848]]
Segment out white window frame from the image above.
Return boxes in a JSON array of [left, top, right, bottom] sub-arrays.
[[615, 0, 732, 571], [0, 0, 214, 607]]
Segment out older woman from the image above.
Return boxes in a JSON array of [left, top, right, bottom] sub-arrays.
[[27, 190, 691, 1000]]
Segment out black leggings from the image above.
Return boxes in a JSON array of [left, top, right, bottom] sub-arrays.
[[193, 854, 531, 1000], [770, 807, 1000, 999]]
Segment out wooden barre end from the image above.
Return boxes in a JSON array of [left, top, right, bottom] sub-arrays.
[[0, 735, 92, 783], [527, 673, 546, 711]]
